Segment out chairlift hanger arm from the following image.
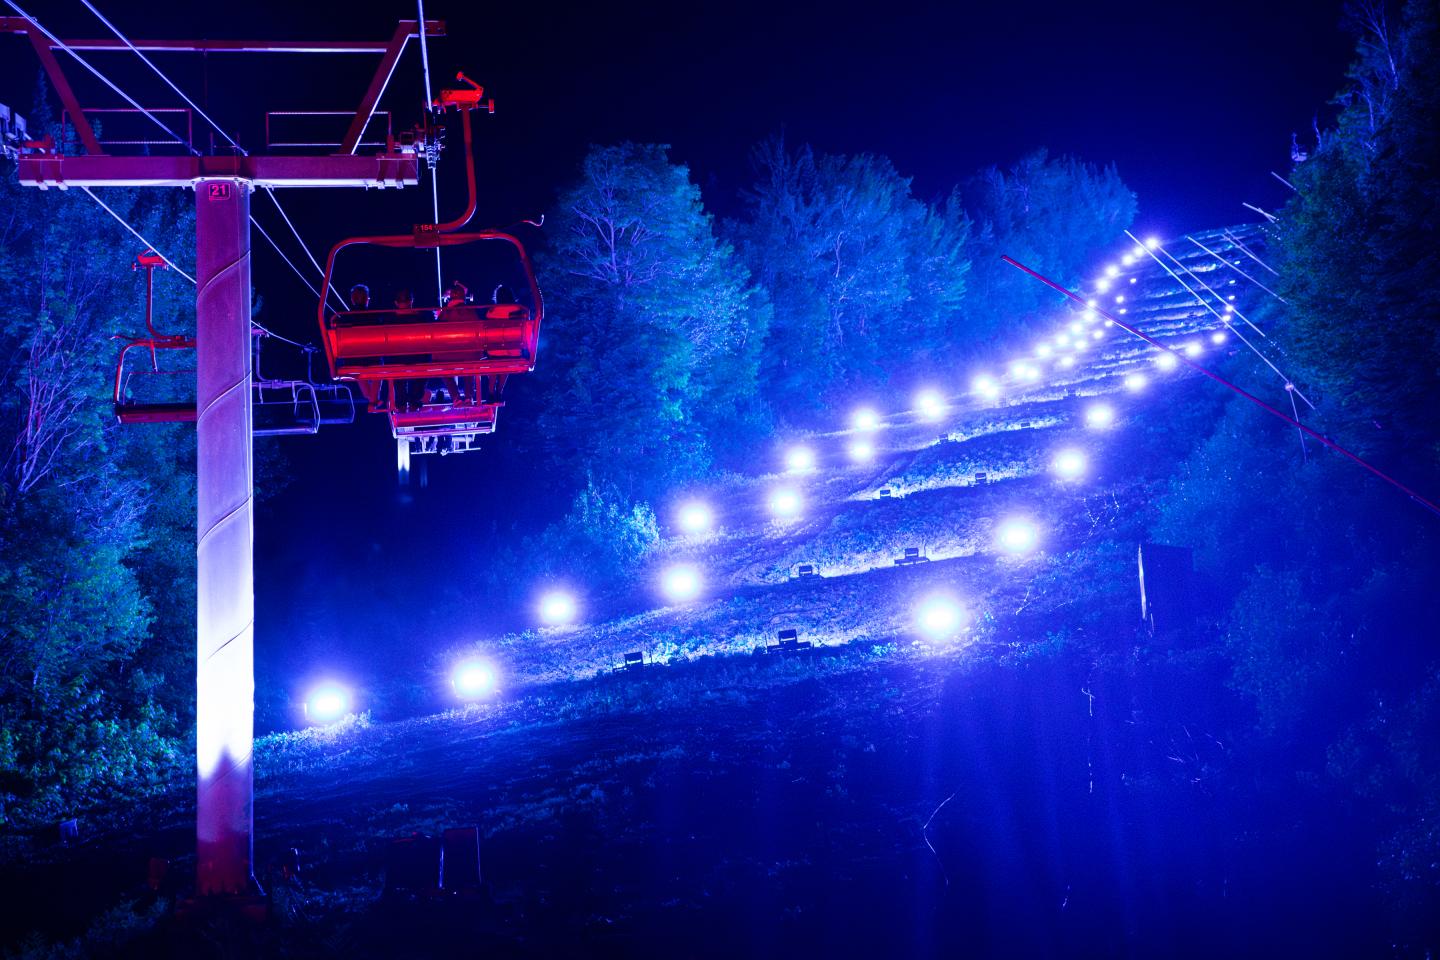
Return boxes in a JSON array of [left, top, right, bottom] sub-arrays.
[[0, 17, 444, 53]]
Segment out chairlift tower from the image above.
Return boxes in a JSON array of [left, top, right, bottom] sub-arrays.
[[2, 16, 439, 897]]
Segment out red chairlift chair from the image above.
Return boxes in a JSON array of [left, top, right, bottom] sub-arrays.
[[315, 74, 544, 457], [113, 250, 197, 424]]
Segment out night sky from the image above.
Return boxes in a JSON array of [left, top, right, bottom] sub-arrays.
[[3, 0, 1357, 701]]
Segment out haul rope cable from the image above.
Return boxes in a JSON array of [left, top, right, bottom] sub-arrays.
[[1187, 235, 1287, 304], [1223, 228, 1279, 276], [77, 0, 246, 155], [1153, 237, 1270, 337], [1125, 230, 1314, 411], [1003, 254, 1440, 518], [260, 187, 346, 312], [3, 0, 198, 154]]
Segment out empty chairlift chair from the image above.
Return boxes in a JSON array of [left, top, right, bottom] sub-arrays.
[[792, 563, 821, 580], [767, 628, 813, 655], [894, 546, 930, 567]]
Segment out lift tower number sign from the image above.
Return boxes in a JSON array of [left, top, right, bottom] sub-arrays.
[[207, 182, 232, 201]]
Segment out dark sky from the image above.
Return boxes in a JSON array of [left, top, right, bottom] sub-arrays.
[[3, 0, 1358, 700]]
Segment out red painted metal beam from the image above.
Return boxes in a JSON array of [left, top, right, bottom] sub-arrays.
[[0, 17, 444, 53], [15, 153, 419, 188], [340, 22, 413, 156]]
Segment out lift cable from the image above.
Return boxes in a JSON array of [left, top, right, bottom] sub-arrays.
[[3, 0, 199, 155], [1126, 229, 1315, 412], [76, 0, 247, 155], [1223, 228, 1280, 276], [77, 186, 196, 283], [260, 187, 347, 313], [1004, 254, 1440, 519], [416, 0, 443, 304], [249, 213, 321, 301], [1155, 238, 1270, 337], [1186, 235, 1287, 304]]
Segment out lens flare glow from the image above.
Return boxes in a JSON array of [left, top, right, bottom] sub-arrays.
[[1184, 341, 1203, 358], [677, 500, 714, 534], [1058, 355, 1076, 369], [1145, 236, 1160, 249], [1091, 328, 1104, 340], [661, 564, 702, 602], [452, 660, 498, 699], [1121, 254, 1134, 266], [539, 590, 577, 625], [1105, 264, 1120, 278], [852, 407, 880, 432], [1097, 278, 1112, 293], [785, 445, 816, 473], [1036, 342, 1053, 358], [1211, 330, 1228, 344], [769, 487, 803, 518], [1125, 372, 1148, 391], [848, 439, 875, 463], [1085, 403, 1116, 428], [1052, 448, 1087, 480], [916, 593, 967, 639], [997, 518, 1039, 555], [972, 374, 1000, 399], [915, 389, 946, 421], [1156, 351, 1179, 371], [304, 683, 350, 725], [1069, 320, 1084, 334]]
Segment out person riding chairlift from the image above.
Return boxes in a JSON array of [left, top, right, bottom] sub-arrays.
[[348, 283, 370, 311]]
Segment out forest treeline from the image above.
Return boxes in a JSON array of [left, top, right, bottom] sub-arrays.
[[1, 2, 1439, 942]]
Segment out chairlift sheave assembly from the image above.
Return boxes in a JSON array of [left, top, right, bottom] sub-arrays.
[[316, 73, 545, 459]]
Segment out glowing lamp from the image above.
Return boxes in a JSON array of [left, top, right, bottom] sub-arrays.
[[1084, 403, 1116, 428], [1121, 254, 1134, 266], [304, 683, 351, 725], [661, 564, 702, 602], [852, 407, 881, 432], [972, 374, 1000, 399], [848, 439, 875, 463], [1058, 356, 1076, 369], [1091, 329, 1104, 340], [916, 593, 967, 640], [1097, 278, 1112, 293], [1022, 364, 1041, 381], [539, 590, 577, 625], [452, 660, 498, 699], [1052, 448, 1087, 480], [677, 500, 714, 534], [1145, 236, 1160, 249], [1132, 244, 1144, 256], [785, 445, 816, 473], [1105, 264, 1119, 278], [1124, 373, 1148, 391], [915, 389, 946, 421], [1211, 330, 1228, 344], [769, 487, 803, 519], [997, 518, 1039, 555], [1115, 295, 1125, 304], [1056, 334, 1071, 348], [1184, 342, 1203, 358], [1155, 351, 1179, 372], [1086, 298, 1098, 308], [1036, 343, 1053, 358], [1069, 320, 1084, 334]]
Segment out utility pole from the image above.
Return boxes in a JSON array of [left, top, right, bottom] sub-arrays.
[[3, 16, 438, 895]]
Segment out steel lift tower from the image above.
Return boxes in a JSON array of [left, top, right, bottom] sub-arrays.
[[2, 14, 436, 896]]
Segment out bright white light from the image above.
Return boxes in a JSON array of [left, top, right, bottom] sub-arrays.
[[1058, 356, 1076, 369], [305, 683, 350, 725], [1069, 320, 1083, 334], [1056, 334, 1071, 348], [1071, 337, 1088, 351], [661, 564, 702, 602], [1097, 278, 1112, 293], [769, 487, 803, 519], [1035, 342, 1053, 358], [916, 593, 967, 640], [1125, 373, 1148, 391], [1121, 254, 1134, 266], [1091, 328, 1104, 340], [539, 590, 577, 625], [1084, 309, 1097, 320], [677, 500, 714, 534], [1156, 351, 1179, 372], [1086, 298, 1098, 307], [1227, 294, 1236, 301], [1224, 303, 1234, 313], [915, 389, 946, 421], [1114, 295, 1125, 304], [452, 659, 498, 699], [1119, 308, 1128, 314], [1211, 330, 1228, 344], [785, 445, 816, 473], [852, 407, 880, 432], [1021, 364, 1041, 381], [1105, 264, 1120, 278], [1184, 341, 1203, 358], [1132, 244, 1144, 256], [1129, 277, 1137, 284], [972, 374, 1000, 399], [1145, 236, 1160, 249], [848, 439, 875, 463], [1085, 403, 1116, 428], [997, 518, 1039, 555], [1052, 448, 1087, 480]]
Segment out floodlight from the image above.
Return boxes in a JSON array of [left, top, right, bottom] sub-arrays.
[[1056, 334, 1071, 347], [1129, 277, 1137, 284], [1211, 330, 1228, 344], [915, 389, 946, 421], [1084, 403, 1115, 428], [1155, 351, 1179, 371], [1114, 295, 1125, 304], [1105, 264, 1119, 278], [1069, 320, 1083, 334], [1097, 278, 1112, 293], [1184, 341, 1203, 358], [1022, 364, 1041, 381], [451, 660, 498, 699], [1091, 329, 1104, 340], [848, 438, 875, 462], [971, 374, 1000, 399], [304, 683, 351, 724], [1036, 343, 1053, 358], [677, 500, 714, 534], [1132, 244, 1144, 256], [1071, 337, 1087, 351], [1124, 373, 1148, 391], [1121, 254, 1134, 266], [852, 407, 880, 432], [1145, 236, 1160, 249], [1052, 448, 1087, 480], [1084, 310, 1097, 320], [1009, 360, 1027, 377], [785, 445, 816, 473], [916, 593, 967, 640], [997, 518, 1039, 555], [539, 590, 577, 625], [1087, 298, 1098, 307], [1058, 356, 1076, 369], [1119, 307, 1128, 314], [769, 487, 803, 518], [661, 564, 702, 602]]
